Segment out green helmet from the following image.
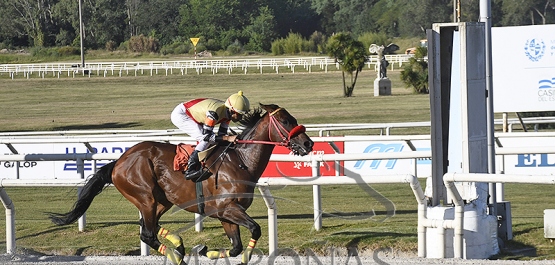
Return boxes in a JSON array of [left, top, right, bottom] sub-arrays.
[[225, 91, 250, 114]]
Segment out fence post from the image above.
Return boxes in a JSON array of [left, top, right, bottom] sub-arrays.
[[258, 186, 277, 256], [312, 158, 322, 231], [77, 158, 86, 232], [0, 189, 16, 254]]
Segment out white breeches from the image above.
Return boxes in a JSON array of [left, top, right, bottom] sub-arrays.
[[171, 104, 209, 151]]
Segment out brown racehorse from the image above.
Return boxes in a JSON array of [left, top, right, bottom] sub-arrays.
[[49, 103, 314, 265]]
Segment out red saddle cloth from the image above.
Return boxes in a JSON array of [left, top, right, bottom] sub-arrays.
[[174, 143, 196, 171]]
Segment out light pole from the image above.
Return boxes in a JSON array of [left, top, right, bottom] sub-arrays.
[[78, 0, 85, 69]]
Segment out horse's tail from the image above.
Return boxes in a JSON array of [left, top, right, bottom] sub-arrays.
[[49, 160, 116, 226]]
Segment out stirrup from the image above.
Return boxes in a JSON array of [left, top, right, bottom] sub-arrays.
[[189, 169, 212, 182], [185, 169, 203, 180]]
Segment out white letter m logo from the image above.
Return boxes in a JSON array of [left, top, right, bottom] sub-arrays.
[[354, 143, 404, 169]]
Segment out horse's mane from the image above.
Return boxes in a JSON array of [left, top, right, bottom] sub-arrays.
[[237, 107, 265, 139]]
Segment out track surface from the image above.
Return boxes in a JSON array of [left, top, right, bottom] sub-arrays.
[[1, 254, 554, 265]]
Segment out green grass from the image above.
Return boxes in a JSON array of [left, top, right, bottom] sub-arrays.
[[0, 69, 430, 133], [0, 184, 422, 256], [0, 66, 552, 259]]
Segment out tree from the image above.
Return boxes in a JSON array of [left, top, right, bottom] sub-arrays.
[[502, 0, 555, 26], [310, 0, 378, 36], [53, 0, 127, 49], [326, 33, 368, 97], [400, 46, 428, 94], [133, 0, 187, 45], [179, 0, 262, 51], [269, 0, 320, 38], [398, 0, 451, 37], [1, 0, 58, 47], [244, 6, 277, 52]]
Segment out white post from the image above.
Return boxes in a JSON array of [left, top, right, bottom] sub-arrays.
[[0, 189, 16, 254], [312, 160, 322, 231], [195, 213, 203, 232], [77, 158, 86, 232], [258, 186, 277, 256]]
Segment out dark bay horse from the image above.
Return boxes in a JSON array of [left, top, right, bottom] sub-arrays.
[[49, 103, 313, 265]]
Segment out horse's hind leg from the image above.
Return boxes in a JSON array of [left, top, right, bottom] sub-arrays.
[[139, 207, 185, 265], [157, 225, 184, 257], [119, 187, 184, 264]]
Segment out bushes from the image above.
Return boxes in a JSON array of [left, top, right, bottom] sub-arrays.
[[358, 32, 390, 52], [308, 31, 327, 54], [271, 39, 286, 55], [57, 46, 80, 56], [271, 32, 316, 55], [30, 46, 79, 57], [105, 41, 118, 52], [127, 35, 160, 53], [400, 46, 428, 94], [226, 40, 243, 55], [160, 41, 192, 55]]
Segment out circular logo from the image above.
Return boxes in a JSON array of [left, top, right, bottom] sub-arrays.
[[524, 39, 546, 62]]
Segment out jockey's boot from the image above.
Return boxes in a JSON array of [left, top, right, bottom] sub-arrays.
[[184, 150, 203, 180]]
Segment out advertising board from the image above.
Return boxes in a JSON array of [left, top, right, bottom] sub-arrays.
[[1, 136, 554, 179], [261, 141, 344, 177], [343, 137, 431, 177], [492, 24, 555, 112]]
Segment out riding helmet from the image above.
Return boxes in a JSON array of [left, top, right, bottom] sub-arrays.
[[225, 91, 250, 114]]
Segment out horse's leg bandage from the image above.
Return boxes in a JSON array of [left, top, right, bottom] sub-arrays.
[[206, 249, 230, 259], [158, 244, 183, 265], [241, 238, 257, 264], [158, 227, 183, 248]]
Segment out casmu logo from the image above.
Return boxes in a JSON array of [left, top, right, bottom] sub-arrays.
[[537, 78, 555, 101], [354, 143, 404, 169], [538, 78, 555, 89]]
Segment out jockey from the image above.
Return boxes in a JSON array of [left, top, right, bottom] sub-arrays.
[[171, 91, 250, 180]]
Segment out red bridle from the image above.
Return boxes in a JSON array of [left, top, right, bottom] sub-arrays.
[[237, 107, 306, 147]]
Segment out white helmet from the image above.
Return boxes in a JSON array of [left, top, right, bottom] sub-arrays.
[[225, 91, 250, 114]]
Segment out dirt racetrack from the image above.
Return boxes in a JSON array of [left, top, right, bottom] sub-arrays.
[[1, 253, 554, 265]]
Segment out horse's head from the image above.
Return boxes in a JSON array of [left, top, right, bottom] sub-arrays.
[[260, 103, 314, 156]]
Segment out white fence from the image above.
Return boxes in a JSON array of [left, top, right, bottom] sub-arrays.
[[1, 125, 555, 257], [2, 142, 555, 258], [0, 55, 414, 79], [442, 173, 555, 259], [0, 146, 429, 256]]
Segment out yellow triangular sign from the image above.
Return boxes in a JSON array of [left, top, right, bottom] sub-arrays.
[[190, 38, 200, 46]]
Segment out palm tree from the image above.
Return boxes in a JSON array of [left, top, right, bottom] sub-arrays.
[[327, 33, 368, 97]]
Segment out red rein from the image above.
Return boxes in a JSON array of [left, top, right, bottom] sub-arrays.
[[236, 113, 306, 146]]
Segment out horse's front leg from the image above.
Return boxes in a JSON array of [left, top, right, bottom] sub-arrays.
[[203, 208, 261, 264], [222, 209, 261, 264], [204, 221, 243, 259], [223, 221, 244, 257]]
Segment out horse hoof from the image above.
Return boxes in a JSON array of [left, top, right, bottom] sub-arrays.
[[171, 248, 184, 259], [176, 245, 186, 257], [191, 244, 208, 256]]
